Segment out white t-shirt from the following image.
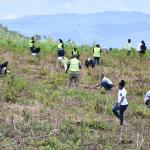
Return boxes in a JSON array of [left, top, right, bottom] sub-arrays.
[[102, 77, 113, 85], [138, 43, 142, 52], [118, 88, 128, 105], [144, 91, 150, 104], [126, 43, 132, 51]]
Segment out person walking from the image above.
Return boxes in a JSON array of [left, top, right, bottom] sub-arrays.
[[126, 39, 132, 56], [112, 80, 128, 126]]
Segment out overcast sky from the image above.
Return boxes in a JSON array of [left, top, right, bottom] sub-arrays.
[[0, 0, 150, 20]]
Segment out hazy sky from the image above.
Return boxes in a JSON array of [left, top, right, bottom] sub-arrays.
[[0, 0, 150, 19]]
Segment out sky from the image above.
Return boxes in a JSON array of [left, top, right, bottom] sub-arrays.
[[0, 0, 150, 20]]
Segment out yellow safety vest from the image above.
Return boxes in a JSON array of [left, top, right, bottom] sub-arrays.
[[72, 49, 78, 56], [58, 43, 63, 49], [93, 47, 101, 57], [29, 40, 34, 47], [69, 58, 80, 72]]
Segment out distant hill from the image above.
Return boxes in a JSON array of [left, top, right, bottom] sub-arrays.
[[1, 11, 150, 48]]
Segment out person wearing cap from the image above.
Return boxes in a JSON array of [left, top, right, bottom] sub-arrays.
[[85, 58, 95, 68], [66, 55, 82, 88], [144, 91, 150, 106], [0, 61, 9, 75], [93, 74, 113, 91], [93, 44, 102, 65], [112, 80, 128, 126]]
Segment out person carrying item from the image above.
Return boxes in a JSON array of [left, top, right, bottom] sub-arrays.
[[144, 91, 150, 106], [85, 58, 95, 68], [66, 56, 81, 88], [72, 48, 80, 59], [126, 39, 132, 56], [93, 44, 101, 65], [29, 36, 40, 56], [0, 61, 9, 75], [94, 74, 113, 91], [112, 80, 128, 126]]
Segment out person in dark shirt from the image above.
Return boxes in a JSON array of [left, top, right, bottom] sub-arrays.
[[85, 58, 95, 68]]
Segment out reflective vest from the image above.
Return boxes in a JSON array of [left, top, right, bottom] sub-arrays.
[[69, 58, 80, 72], [72, 49, 78, 56], [58, 43, 63, 49], [29, 40, 34, 47], [93, 47, 101, 57]]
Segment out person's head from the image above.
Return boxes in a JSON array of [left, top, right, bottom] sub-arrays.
[[3, 61, 8, 67], [141, 40, 145, 45], [128, 39, 131, 43], [87, 58, 91, 61], [73, 47, 77, 51], [101, 74, 105, 80], [59, 39, 63, 43], [119, 80, 125, 90], [96, 44, 100, 47]]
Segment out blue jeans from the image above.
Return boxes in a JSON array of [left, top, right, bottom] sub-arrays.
[[94, 57, 100, 65], [101, 82, 113, 90], [112, 104, 128, 126]]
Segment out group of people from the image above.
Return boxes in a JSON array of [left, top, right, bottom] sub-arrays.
[[0, 37, 149, 127], [126, 39, 147, 56], [55, 38, 149, 126]]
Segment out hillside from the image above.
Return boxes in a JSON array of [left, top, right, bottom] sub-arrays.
[[0, 28, 150, 150], [1, 11, 150, 47]]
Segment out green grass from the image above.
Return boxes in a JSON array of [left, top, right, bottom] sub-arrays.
[[0, 26, 150, 149]]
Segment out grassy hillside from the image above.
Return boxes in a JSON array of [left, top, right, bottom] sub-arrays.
[[0, 27, 150, 150]]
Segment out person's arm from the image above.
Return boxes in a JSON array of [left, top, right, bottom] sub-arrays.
[[79, 62, 82, 69], [66, 63, 70, 73]]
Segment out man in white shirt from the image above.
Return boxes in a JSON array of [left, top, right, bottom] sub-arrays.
[[112, 80, 128, 126], [126, 39, 132, 56], [94, 74, 113, 91], [144, 91, 150, 106]]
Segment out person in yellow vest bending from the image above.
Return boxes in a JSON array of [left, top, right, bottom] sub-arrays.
[[93, 44, 102, 65], [66, 55, 82, 88]]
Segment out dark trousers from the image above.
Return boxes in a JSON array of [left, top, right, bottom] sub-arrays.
[[94, 57, 100, 65], [145, 99, 150, 105], [101, 82, 113, 90], [30, 47, 40, 54], [112, 104, 128, 126]]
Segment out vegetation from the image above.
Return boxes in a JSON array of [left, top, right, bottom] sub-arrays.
[[0, 25, 150, 150]]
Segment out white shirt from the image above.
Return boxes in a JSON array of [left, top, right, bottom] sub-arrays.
[[118, 88, 128, 105], [126, 43, 132, 51], [102, 77, 113, 85], [144, 91, 150, 104], [138, 43, 142, 52]]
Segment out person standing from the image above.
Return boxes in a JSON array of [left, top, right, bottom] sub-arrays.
[[138, 40, 147, 57], [66, 56, 81, 88], [112, 80, 128, 126], [93, 44, 101, 65], [126, 39, 132, 56]]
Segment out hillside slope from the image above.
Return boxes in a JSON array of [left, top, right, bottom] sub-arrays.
[[0, 32, 150, 149]]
